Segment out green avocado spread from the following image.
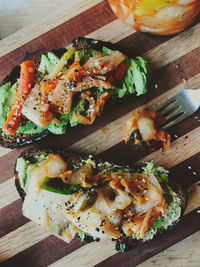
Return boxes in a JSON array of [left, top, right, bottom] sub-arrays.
[[0, 81, 68, 135], [0, 48, 148, 136], [0, 82, 17, 129], [17, 155, 182, 247]]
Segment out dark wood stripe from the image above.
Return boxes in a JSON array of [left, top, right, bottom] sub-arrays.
[[1, 235, 86, 267], [169, 152, 200, 188], [0, 199, 28, 238], [0, 0, 115, 82], [0, 147, 25, 184], [95, 208, 200, 267]]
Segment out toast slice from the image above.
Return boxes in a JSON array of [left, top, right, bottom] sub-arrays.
[[0, 38, 148, 148], [15, 148, 188, 251]]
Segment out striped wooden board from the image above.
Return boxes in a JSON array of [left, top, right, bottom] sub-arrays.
[[0, 1, 200, 266]]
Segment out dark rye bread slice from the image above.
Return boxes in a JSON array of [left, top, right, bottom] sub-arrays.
[[14, 148, 188, 251], [0, 37, 141, 148], [0, 48, 66, 148]]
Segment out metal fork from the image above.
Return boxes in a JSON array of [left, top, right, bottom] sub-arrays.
[[157, 89, 200, 129]]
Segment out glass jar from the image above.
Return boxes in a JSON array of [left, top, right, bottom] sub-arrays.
[[108, 0, 200, 35]]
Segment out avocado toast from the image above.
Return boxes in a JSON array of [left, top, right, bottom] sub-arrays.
[[15, 148, 187, 252], [0, 37, 148, 148]]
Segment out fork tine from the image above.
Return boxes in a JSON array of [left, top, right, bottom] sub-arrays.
[[157, 97, 176, 113], [163, 113, 185, 130], [159, 102, 179, 116], [164, 108, 184, 121]]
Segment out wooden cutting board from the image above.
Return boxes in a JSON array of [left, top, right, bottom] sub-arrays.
[[0, 1, 200, 266]]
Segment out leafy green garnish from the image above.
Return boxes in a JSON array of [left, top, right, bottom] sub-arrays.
[[79, 48, 99, 65], [69, 98, 86, 127], [80, 189, 98, 211], [40, 177, 84, 195], [47, 52, 60, 66], [102, 46, 112, 55], [79, 231, 92, 241], [38, 54, 54, 74], [135, 56, 148, 75], [95, 86, 105, 98], [130, 129, 142, 143], [118, 57, 148, 98], [119, 243, 126, 252]]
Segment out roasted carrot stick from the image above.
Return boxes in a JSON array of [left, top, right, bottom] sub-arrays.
[[2, 60, 35, 135]]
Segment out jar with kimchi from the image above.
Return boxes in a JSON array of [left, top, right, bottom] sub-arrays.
[[108, 0, 200, 35]]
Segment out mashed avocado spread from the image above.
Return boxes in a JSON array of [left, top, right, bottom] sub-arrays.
[[0, 47, 148, 136], [141, 162, 181, 241], [16, 155, 181, 246]]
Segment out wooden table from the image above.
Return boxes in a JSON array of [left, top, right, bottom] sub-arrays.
[[0, 0, 200, 266]]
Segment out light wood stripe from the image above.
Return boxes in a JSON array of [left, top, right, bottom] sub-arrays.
[[48, 183, 200, 267], [0, 147, 12, 157], [139, 232, 200, 267], [68, 74, 200, 155], [136, 127, 200, 169], [185, 182, 200, 214], [0, 221, 49, 262], [0, 0, 103, 58], [0, 177, 18, 210], [143, 22, 200, 71], [49, 239, 116, 267], [87, 19, 136, 43]]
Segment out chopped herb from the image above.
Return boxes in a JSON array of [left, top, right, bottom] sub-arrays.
[[40, 177, 84, 195], [79, 231, 92, 241], [119, 243, 126, 252]]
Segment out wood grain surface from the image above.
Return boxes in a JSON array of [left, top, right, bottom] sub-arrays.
[[0, 1, 200, 266]]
